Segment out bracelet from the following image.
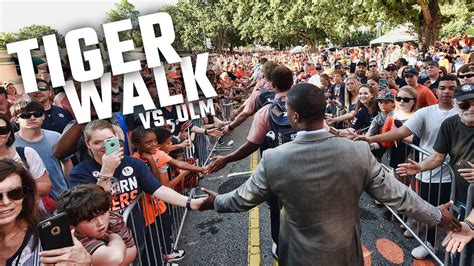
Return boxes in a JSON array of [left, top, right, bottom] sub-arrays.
[[186, 197, 192, 210], [204, 129, 208, 135]]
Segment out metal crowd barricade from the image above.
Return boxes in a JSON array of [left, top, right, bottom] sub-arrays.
[[122, 180, 196, 265], [381, 142, 455, 265]]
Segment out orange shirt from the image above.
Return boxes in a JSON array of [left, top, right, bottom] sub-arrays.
[[415, 84, 438, 110], [133, 151, 172, 226]]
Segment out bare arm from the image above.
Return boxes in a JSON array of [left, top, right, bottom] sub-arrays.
[[52, 121, 85, 160], [61, 159, 73, 178], [368, 126, 412, 143], [35, 171, 52, 195], [90, 234, 126, 265]]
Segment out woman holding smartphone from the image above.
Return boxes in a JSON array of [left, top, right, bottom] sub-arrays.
[[0, 159, 90, 265]]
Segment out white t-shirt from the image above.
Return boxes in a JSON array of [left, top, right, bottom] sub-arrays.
[[12, 147, 48, 179], [308, 74, 321, 87], [404, 104, 458, 183]]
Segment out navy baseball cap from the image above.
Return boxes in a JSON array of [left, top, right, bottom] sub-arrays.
[[454, 83, 474, 101]]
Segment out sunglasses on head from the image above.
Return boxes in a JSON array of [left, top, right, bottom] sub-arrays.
[[0, 126, 10, 135], [37, 86, 49, 91], [458, 101, 472, 110], [395, 96, 415, 103], [458, 73, 474, 79], [18, 111, 44, 120], [0, 186, 27, 201]]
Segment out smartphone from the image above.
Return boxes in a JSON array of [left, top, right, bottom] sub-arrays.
[[104, 137, 121, 155], [379, 79, 389, 89], [455, 159, 472, 170], [39, 212, 74, 251]]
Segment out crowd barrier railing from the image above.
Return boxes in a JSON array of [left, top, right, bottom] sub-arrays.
[[381, 141, 473, 265]]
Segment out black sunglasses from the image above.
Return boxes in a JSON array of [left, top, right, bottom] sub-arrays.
[[458, 73, 474, 79], [0, 126, 10, 135], [18, 111, 44, 120], [369, 65, 377, 68], [458, 101, 472, 110], [0, 186, 27, 201], [395, 96, 416, 103]]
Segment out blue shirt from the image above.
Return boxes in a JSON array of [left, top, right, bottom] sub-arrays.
[[14, 129, 68, 199], [68, 156, 162, 214], [43, 105, 73, 134]]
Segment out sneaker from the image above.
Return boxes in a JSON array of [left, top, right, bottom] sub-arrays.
[[164, 249, 186, 262], [411, 242, 434, 259], [272, 243, 279, 259]]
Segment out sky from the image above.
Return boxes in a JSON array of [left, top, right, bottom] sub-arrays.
[[0, 0, 178, 34]]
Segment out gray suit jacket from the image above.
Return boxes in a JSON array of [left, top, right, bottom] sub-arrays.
[[215, 131, 440, 266]]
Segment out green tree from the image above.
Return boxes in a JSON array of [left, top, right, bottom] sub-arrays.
[[0, 32, 16, 49], [15, 25, 65, 47], [440, 2, 474, 39], [105, 0, 141, 47]]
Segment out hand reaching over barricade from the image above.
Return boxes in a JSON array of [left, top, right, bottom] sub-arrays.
[[396, 159, 422, 176], [207, 128, 224, 137], [206, 156, 228, 173], [40, 229, 92, 266], [437, 201, 462, 232], [442, 222, 474, 254], [196, 188, 217, 211]]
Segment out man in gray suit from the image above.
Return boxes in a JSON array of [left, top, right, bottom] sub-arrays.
[[199, 83, 461, 265]]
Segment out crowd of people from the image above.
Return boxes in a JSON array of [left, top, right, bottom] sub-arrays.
[[0, 37, 473, 265]]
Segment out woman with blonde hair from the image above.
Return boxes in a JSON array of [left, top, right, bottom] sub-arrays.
[[326, 76, 361, 128]]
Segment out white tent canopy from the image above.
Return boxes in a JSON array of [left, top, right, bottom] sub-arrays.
[[370, 27, 417, 45], [290, 46, 304, 53]]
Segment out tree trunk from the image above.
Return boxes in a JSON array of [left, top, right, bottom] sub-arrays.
[[418, 0, 441, 50]]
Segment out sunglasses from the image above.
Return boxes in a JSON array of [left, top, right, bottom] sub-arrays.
[[18, 111, 44, 120], [0, 186, 27, 201], [37, 86, 49, 91], [0, 126, 10, 135], [395, 96, 415, 103], [458, 101, 472, 110], [369, 65, 377, 68], [458, 73, 474, 79]]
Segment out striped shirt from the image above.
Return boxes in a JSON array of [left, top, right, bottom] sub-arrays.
[[75, 212, 135, 254]]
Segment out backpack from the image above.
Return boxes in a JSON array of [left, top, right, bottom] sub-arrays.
[[16, 147, 56, 214], [255, 88, 276, 110], [264, 98, 297, 149]]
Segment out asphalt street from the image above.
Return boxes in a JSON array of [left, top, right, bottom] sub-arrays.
[[177, 117, 442, 265]]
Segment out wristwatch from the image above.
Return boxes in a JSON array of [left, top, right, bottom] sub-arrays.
[[432, 208, 442, 223], [186, 197, 192, 210]]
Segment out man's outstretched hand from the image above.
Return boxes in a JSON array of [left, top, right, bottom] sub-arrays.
[[206, 156, 228, 173], [438, 201, 462, 232], [198, 187, 218, 211]]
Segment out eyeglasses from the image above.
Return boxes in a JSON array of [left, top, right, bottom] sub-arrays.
[[0, 186, 27, 201], [18, 111, 44, 120], [458, 101, 473, 110], [369, 65, 377, 68], [0, 126, 10, 135], [395, 96, 416, 103], [37, 86, 49, 91], [458, 73, 474, 79]]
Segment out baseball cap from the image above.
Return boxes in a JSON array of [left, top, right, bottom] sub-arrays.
[[454, 83, 474, 101], [385, 64, 398, 71], [377, 89, 395, 101], [357, 61, 367, 67], [403, 67, 419, 78]]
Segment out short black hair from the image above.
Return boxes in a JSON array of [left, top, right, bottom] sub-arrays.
[[153, 127, 173, 144], [0, 113, 15, 146], [56, 184, 111, 226], [131, 126, 154, 145], [439, 75, 460, 86], [10, 100, 44, 117], [287, 83, 326, 123], [271, 66, 293, 92]]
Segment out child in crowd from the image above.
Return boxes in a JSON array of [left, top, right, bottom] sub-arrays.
[[131, 126, 206, 263], [56, 184, 137, 266]]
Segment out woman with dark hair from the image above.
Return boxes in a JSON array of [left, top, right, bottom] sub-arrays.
[[0, 113, 52, 209], [0, 159, 91, 265]]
